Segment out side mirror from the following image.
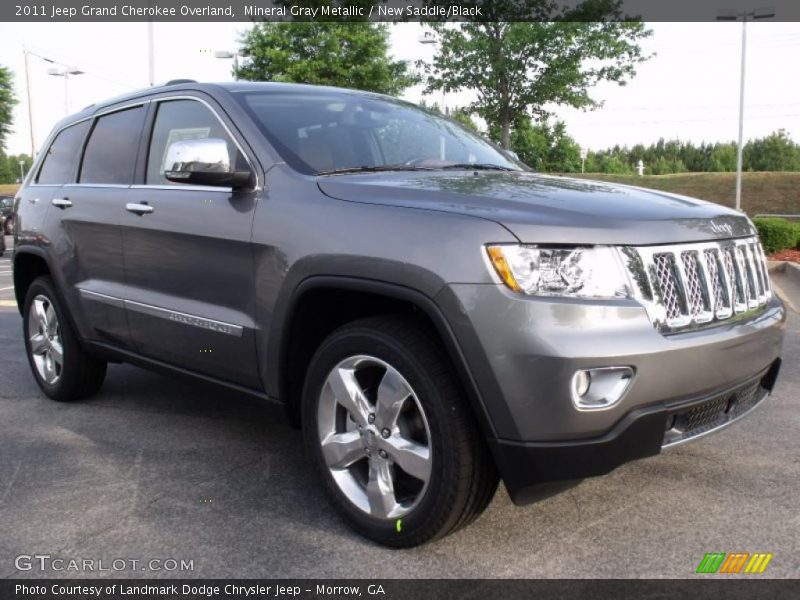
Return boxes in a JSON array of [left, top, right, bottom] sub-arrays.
[[503, 149, 520, 161], [164, 138, 252, 189]]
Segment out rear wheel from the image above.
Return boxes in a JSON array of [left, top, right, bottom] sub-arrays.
[[302, 316, 498, 547], [23, 276, 107, 401]]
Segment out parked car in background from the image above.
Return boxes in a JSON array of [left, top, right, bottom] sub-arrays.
[[12, 81, 785, 547], [1, 195, 14, 235]]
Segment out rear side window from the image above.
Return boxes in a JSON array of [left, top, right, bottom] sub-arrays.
[[36, 120, 90, 184], [79, 106, 146, 184], [146, 99, 244, 185]]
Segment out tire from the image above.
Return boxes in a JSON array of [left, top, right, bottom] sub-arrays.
[[4, 216, 13, 235], [302, 316, 498, 547], [22, 275, 107, 401]]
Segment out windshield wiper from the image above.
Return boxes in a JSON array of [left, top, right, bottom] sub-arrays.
[[438, 163, 514, 171], [316, 165, 435, 176]]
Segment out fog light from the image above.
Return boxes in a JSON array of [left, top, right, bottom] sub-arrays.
[[574, 370, 591, 397], [571, 367, 634, 411]]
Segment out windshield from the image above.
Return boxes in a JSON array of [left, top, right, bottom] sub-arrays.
[[233, 90, 522, 175]]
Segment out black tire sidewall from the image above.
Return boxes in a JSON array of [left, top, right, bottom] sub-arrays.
[[22, 276, 82, 400], [302, 323, 468, 547]]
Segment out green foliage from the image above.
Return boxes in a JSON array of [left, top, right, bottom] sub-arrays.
[[235, 22, 418, 95], [0, 152, 32, 184], [0, 66, 17, 150], [586, 132, 800, 175], [495, 116, 581, 172], [744, 129, 800, 172], [420, 3, 651, 147], [753, 217, 797, 254], [449, 107, 478, 132]]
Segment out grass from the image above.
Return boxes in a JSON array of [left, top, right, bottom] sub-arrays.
[[2, 172, 799, 217], [571, 172, 800, 217]]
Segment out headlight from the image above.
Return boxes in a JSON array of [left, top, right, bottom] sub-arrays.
[[486, 244, 630, 298]]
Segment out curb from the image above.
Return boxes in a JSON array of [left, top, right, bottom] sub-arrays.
[[768, 260, 800, 287]]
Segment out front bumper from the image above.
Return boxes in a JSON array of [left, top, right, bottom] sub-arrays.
[[435, 284, 786, 504], [489, 362, 779, 504]]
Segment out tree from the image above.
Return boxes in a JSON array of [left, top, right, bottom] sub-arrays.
[[420, 1, 651, 148], [235, 22, 418, 95], [449, 107, 479, 132], [744, 129, 800, 172], [495, 116, 581, 172], [0, 66, 17, 150]]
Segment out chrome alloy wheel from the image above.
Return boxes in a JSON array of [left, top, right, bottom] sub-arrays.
[[27, 294, 63, 385], [317, 355, 433, 520]]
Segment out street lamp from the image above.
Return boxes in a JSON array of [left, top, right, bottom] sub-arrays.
[[419, 34, 447, 115], [214, 50, 247, 80], [19, 160, 25, 182], [47, 66, 84, 116], [716, 6, 776, 211]]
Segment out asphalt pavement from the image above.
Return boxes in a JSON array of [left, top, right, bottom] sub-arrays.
[[0, 236, 798, 578]]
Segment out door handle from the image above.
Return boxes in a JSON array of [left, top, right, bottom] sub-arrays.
[[52, 198, 72, 209], [126, 203, 154, 215]]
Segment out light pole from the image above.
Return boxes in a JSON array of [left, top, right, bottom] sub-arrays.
[[214, 50, 246, 80], [717, 7, 776, 212], [19, 160, 25, 182], [419, 34, 447, 115], [47, 66, 84, 116], [22, 47, 36, 157]]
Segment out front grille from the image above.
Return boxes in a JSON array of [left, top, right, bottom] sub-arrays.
[[622, 237, 771, 332], [663, 378, 768, 447]]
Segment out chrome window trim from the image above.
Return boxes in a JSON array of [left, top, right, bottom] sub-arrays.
[[130, 184, 233, 193], [621, 236, 772, 334], [30, 101, 150, 187]]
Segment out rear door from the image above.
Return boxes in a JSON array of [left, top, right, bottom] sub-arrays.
[[121, 95, 262, 388], [54, 103, 147, 349], [15, 120, 91, 263]]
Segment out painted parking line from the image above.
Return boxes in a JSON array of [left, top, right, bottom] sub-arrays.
[[0, 300, 17, 307], [0, 286, 14, 292]]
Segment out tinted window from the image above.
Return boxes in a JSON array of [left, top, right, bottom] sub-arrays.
[[80, 106, 146, 184], [37, 120, 90, 184], [234, 91, 520, 175], [146, 100, 245, 185]]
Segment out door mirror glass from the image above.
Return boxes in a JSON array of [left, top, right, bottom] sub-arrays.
[[164, 138, 252, 189]]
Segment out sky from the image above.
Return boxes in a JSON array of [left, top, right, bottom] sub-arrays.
[[0, 21, 799, 156]]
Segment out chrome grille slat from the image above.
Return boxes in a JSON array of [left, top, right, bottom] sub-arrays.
[[624, 236, 772, 333]]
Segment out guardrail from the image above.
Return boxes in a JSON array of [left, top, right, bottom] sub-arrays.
[[754, 214, 800, 220]]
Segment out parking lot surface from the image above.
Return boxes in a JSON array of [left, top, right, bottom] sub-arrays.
[[1, 237, 798, 578]]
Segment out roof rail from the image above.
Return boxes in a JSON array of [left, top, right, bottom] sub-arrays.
[[164, 79, 197, 86]]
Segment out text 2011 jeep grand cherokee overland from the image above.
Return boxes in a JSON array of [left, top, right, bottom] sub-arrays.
[[13, 82, 785, 547]]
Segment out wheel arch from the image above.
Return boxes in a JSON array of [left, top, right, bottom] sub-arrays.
[[274, 276, 497, 439], [13, 249, 54, 315]]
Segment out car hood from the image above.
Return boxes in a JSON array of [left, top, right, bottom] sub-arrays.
[[317, 171, 754, 245]]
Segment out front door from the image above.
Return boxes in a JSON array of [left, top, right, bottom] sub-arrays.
[[121, 96, 261, 388]]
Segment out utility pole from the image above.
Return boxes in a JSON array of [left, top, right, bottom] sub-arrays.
[[717, 7, 776, 212], [23, 46, 36, 157], [147, 22, 155, 85]]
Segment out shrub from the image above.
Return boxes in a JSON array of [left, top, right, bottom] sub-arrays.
[[753, 217, 796, 254]]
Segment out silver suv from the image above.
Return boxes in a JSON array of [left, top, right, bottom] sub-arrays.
[[12, 81, 785, 546]]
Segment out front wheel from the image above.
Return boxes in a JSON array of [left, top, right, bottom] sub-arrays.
[[23, 276, 107, 401], [302, 316, 498, 547]]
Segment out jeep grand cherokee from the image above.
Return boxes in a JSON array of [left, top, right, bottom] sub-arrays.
[[12, 81, 784, 546]]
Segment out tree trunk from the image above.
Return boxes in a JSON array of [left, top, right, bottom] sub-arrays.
[[502, 118, 511, 150]]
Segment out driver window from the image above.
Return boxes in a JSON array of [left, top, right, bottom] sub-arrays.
[[146, 99, 243, 185]]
